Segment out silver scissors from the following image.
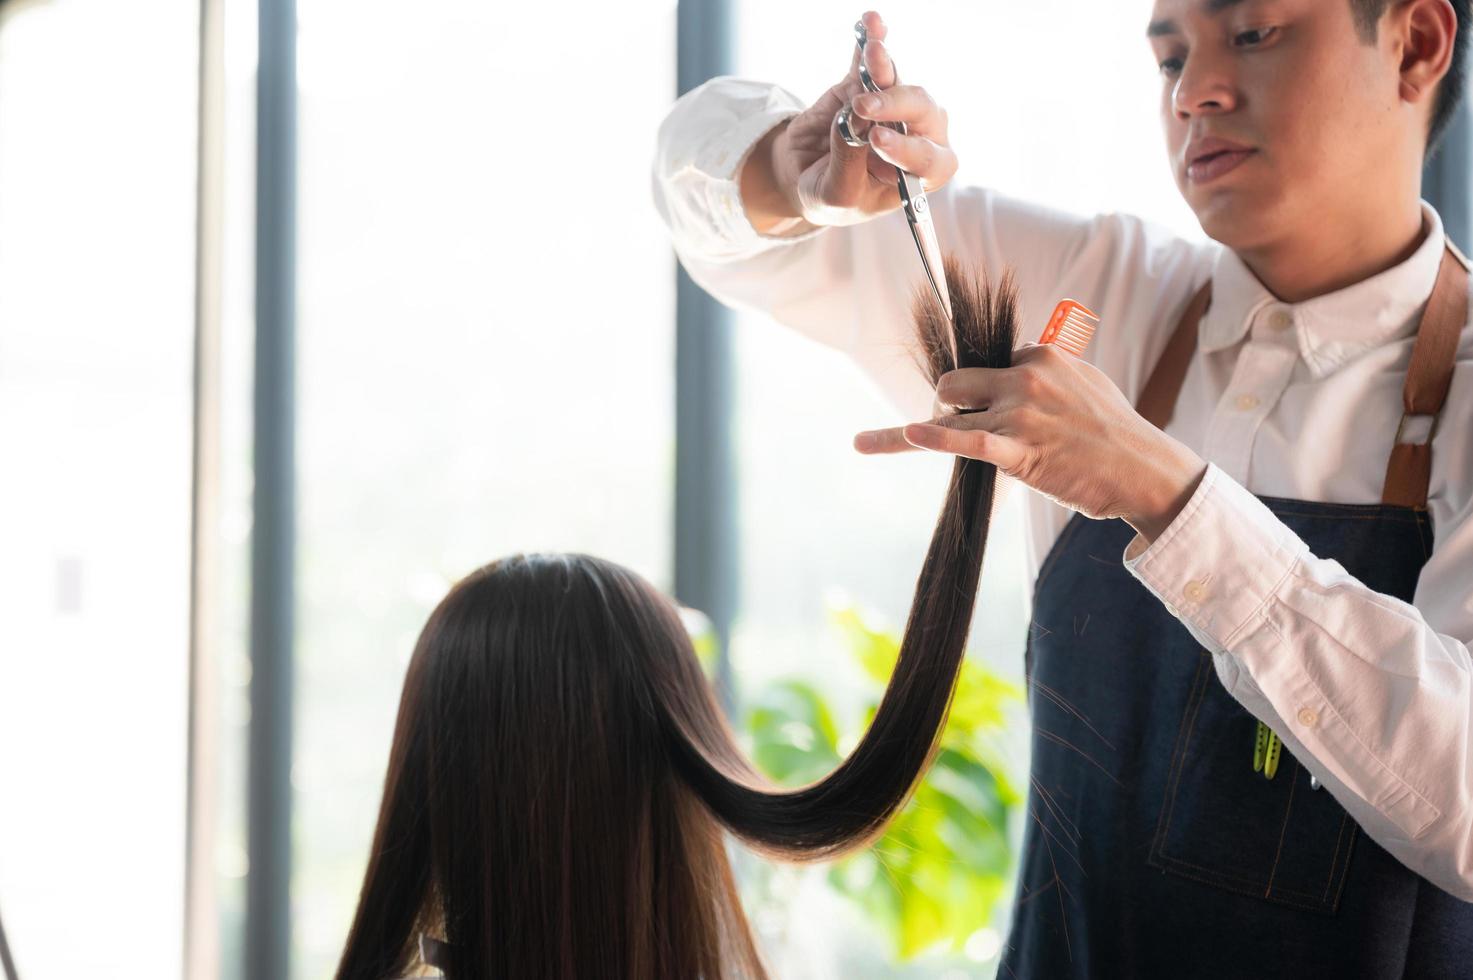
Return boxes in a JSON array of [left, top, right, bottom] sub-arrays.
[[835, 21, 954, 332]]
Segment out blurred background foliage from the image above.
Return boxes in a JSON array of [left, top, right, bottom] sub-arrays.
[[700, 605, 1025, 962]]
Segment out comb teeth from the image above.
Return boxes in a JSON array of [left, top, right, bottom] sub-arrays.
[[1039, 300, 1101, 357]]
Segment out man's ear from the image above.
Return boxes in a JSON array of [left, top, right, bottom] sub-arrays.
[[1394, 0, 1458, 108]]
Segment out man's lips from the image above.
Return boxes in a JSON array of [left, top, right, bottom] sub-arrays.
[[1184, 139, 1256, 184]]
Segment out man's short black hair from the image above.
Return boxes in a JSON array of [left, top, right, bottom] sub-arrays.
[[1350, 0, 1470, 151]]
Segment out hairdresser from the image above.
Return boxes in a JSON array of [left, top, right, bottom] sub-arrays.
[[653, 4, 1473, 976]]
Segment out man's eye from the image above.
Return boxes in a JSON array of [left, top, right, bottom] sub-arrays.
[[1234, 26, 1277, 47], [1159, 57, 1184, 77]]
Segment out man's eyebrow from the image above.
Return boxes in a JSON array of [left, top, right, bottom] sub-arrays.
[[1146, 0, 1248, 37]]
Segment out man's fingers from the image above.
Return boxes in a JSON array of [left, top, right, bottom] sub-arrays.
[[859, 407, 1032, 472], [853, 85, 946, 138], [857, 407, 1012, 456], [847, 12, 891, 83], [824, 109, 883, 203], [854, 425, 921, 454], [868, 128, 958, 189], [861, 11, 888, 43], [849, 12, 889, 70], [862, 35, 898, 90], [935, 367, 1016, 412], [902, 422, 1029, 470]]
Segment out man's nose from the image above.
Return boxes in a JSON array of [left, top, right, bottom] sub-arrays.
[[1172, 53, 1238, 119]]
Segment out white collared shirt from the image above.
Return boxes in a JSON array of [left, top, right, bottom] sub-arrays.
[[652, 77, 1473, 900]]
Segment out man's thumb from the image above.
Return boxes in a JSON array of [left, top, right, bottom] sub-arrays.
[[820, 104, 874, 205]]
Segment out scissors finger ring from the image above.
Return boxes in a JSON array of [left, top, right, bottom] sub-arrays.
[[836, 103, 908, 149], [835, 104, 867, 147]]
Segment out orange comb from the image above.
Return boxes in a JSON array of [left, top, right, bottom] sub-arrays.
[[1038, 299, 1100, 356]]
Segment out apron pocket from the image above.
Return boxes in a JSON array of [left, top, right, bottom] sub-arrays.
[[1147, 652, 1358, 914]]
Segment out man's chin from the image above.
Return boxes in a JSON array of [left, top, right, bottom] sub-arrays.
[[1187, 193, 1266, 249]]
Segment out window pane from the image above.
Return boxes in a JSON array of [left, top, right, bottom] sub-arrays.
[[0, 1, 199, 977], [291, 3, 676, 976]]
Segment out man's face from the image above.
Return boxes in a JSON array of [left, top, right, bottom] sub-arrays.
[[1148, 0, 1407, 250]]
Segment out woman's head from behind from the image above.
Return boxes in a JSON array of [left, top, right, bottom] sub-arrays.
[[337, 553, 764, 980], [338, 259, 1020, 979]]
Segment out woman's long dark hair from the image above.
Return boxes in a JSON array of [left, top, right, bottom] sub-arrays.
[[335, 258, 1019, 980]]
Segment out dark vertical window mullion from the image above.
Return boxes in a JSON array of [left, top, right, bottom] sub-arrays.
[[247, 0, 296, 978], [674, 0, 738, 710]]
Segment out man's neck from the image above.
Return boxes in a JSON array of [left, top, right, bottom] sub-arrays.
[[1234, 201, 1429, 304]]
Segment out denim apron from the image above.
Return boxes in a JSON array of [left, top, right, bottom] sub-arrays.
[[1000, 244, 1471, 979]]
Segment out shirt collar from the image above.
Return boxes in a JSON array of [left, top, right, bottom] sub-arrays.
[[1200, 202, 1448, 378]]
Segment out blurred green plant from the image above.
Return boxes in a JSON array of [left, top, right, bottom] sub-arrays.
[[743, 607, 1024, 960]]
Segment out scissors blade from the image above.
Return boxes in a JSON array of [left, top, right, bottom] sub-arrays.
[[853, 22, 955, 357], [897, 169, 953, 325]]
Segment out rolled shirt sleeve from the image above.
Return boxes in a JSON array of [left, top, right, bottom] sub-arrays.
[[650, 75, 1209, 422], [652, 76, 817, 262], [1124, 463, 1473, 900]]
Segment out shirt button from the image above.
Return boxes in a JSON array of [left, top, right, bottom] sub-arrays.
[[1184, 579, 1208, 602], [1235, 393, 1260, 411], [1269, 310, 1293, 331], [1297, 707, 1319, 728]]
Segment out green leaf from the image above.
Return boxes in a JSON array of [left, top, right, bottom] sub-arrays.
[[743, 603, 1026, 961], [830, 606, 902, 685], [745, 680, 842, 785]]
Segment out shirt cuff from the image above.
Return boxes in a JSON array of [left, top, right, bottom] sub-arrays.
[[657, 77, 828, 260], [704, 103, 814, 248], [1122, 463, 1309, 651]]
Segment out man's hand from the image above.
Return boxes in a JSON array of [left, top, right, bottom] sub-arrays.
[[853, 344, 1209, 545], [740, 10, 959, 234]]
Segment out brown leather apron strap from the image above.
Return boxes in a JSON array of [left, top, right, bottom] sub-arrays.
[[1136, 282, 1210, 431], [1134, 242, 1469, 510], [1382, 246, 1470, 508]]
